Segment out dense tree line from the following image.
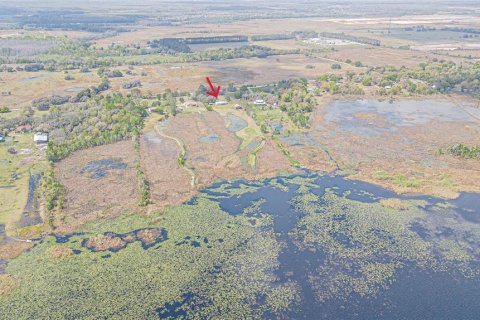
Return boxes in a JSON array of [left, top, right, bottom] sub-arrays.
[[182, 36, 248, 44], [250, 34, 294, 41], [147, 38, 192, 53]]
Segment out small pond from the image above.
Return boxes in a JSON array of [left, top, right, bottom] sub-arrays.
[[80, 159, 127, 179], [225, 114, 248, 132]]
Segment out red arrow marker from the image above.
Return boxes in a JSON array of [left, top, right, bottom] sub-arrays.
[[206, 77, 220, 98]]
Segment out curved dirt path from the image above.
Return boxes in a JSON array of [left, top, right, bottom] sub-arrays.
[[155, 125, 197, 188]]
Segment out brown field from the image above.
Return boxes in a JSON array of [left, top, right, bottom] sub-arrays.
[[140, 129, 194, 209], [141, 110, 293, 212], [324, 46, 466, 68], [55, 141, 139, 231], [0, 70, 100, 109]]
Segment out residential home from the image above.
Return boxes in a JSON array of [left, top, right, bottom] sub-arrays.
[[15, 124, 32, 133], [33, 132, 48, 144]]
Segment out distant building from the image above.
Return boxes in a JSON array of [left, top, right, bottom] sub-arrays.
[[254, 99, 266, 106], [15, 124, 32, 133], [215, 101, 228, 106], [186, 101, 199, 108], [33, 132, 48, 144], [234, 104, 243, 110]]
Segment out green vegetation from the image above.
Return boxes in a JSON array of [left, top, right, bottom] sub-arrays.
[[46, 94, 146, 162], [31, 38, 298, 69], [0, 106, 10, 113], [291, 186, 480, 302], [331, 63, 342, 70], [444, 144, 480, 159], [0, 193, 297, 319], [41, 165, 65, 228], [373, 170, 421, 188], [278, 79, 315, 128], [133, 137, 150, 207]]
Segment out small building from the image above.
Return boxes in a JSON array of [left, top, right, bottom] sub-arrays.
[[186, 101, 199, 108], [33, 132, 48, 144], [254, 99, 266, 106], [15, 124, 32, 133], [234, 104, 243, 110], [384, 85, 392, 90], [215, 101, 228, 106]]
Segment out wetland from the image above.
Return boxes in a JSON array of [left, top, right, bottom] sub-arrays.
[[1, 171, 479, 319]]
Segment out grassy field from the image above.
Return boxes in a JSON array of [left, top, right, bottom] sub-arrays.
[[0, 133, 47, 234]]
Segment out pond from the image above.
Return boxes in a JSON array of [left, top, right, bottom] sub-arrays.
[[2, 171, 479, 319], [80, 158, 127, 179], [199, 133, 219, 144], [225, 114, 248, 132], [20, 74, 48, 82], [324, 99, 480, 137], [65, 87, 86, 92]]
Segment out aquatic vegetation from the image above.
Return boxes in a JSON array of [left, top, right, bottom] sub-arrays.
[[373, 170, 421, 188], [0, 195, 294, 319], [291, 187, 480, 303], [380, 198, 413, 210], [0, 275, 18, 296], [82, 228, 167, 252], [47, 246, 74, 259], [206, 181, 261, 197], [1, 173, 479, 318], [267, 178, 289, 192]]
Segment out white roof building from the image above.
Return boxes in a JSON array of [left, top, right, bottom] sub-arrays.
[[33, 132, 48, 144]]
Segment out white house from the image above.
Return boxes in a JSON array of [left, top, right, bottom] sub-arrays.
[[254, 99, 266, 106], [33, 132, 48, 144], [215, 101, 228, 106]]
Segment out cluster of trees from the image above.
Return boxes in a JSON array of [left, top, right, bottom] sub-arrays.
[[444, 144, 480, 159], [278, 79, 315, 128], [46, 93, 146, 162], [41, 165, 65, 228], [123, 80, 142, 89], [32, 95, 70, 111], [97, 67, 123, 78], [147, 38, 192, 53], [72, 78, 111, 102], [0, 106, 10, 113]]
